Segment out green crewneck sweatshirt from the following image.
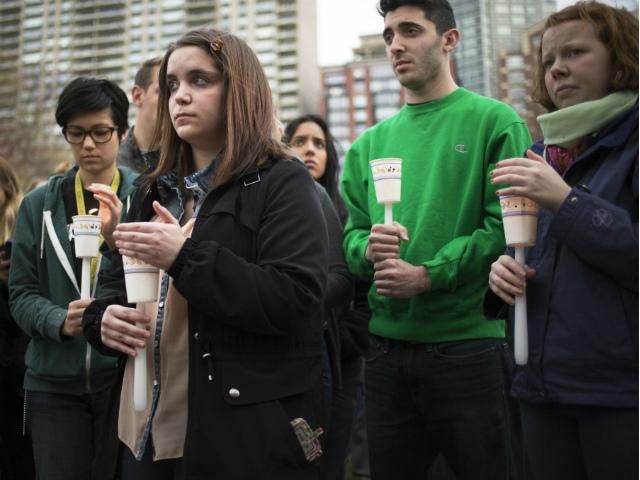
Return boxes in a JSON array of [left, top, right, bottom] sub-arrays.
[[341, 88, 532, 342]]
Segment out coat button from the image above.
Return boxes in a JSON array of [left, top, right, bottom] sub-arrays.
[[194, 332, 199, 341], [228, 388, 240, 399], [158, 301, 165, 309], [570, 196, 578, 204]]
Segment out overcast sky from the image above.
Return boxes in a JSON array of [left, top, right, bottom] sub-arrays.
[[316, 0, 638, 66], [316, 0, 381, 66]]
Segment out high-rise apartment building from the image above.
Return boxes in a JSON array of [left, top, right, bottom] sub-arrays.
[[497, 19, 546, 141], [320, 34, 403, 152], [0, 0, 318, 177], [451, 0, 556, 97]]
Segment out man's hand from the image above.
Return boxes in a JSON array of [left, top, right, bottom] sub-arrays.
[[62, 298, 94, 337], [373, 258, 430, 298], [365, 222, 409, 264]]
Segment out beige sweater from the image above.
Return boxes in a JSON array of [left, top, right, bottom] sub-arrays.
[[118, 220, 193, 460]]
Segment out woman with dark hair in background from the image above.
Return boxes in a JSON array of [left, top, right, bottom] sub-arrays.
[[284, 115, 370, 480], [488, 3, 638, 479]]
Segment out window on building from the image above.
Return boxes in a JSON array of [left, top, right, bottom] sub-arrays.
[[353, 95, 367, 108], [328, 111, 349, 124], [328, 97, 349, 109]]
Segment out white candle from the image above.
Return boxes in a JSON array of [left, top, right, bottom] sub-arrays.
[[513, 246, 528, 365], [134, 303, 147, 412]]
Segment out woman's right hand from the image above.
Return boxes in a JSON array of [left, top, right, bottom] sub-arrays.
[[101, 305, 151, 357], [488, 255, 536, 305]]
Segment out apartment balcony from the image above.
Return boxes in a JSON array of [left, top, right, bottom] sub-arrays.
[[277, 55, 297, 68], [0, 11, 21, 24], [72, 34, 125, 50], [71, 20, 125, 35], [185, 0, 214, 9], [277, 29, 296, 42], [278, 68, 297, 80], [278, 93, 299, 108], [0, 46, 19, 58]]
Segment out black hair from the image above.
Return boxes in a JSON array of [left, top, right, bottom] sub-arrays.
[[377, 0, 456, 34], [282, 114, 348, 224], [55, 77, 129, 136], [134, 57, 162, 90]]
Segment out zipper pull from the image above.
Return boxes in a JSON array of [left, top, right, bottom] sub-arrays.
[[202, 352, 214, 382]]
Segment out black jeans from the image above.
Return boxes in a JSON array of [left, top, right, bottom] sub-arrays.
[[0, 365, 34, 480], [118, 440, 184, 480], [365, 336, 512, 480], [520, 401, 638, 480], [27, 389, 118, 480], [321, 351, 362, 480]]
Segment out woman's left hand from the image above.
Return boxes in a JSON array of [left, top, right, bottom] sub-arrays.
[[114, 201, 186, 271], [88, 183, 123, 249], [491, 149, 572, 212], [0, 252, 9, 287]]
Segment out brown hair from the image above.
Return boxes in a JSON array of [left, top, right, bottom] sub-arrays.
[[134, 57, 162, 90], [148, 28, 291, 190], [532, 1, 639, 111], [0, 156, 23, 244]]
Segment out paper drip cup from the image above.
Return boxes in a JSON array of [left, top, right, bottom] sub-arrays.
[[499, 195, 539, 247], [370, 158, 402, 204], [123, 255, 159, 411], [71, 215, 102, 258], [123, 256, 160, 304], [370, 158, 402, 225]]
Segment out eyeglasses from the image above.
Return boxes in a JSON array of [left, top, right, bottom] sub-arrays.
[[63, 126, 118, 145]]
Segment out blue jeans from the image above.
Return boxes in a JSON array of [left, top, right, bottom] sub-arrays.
[[26, 389, 118, 480], [365, 336, 512, 480]]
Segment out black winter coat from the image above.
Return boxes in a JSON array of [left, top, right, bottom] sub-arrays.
[[85, 158, 329, 479]]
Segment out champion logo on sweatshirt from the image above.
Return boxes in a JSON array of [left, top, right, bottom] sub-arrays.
[[455, 144, 467, 153]]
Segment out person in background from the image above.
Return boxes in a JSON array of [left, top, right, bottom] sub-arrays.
[[8, 77, 138, 480], [488, 3, 638, 479], [340, 0, 532, 478], [118, 57, 162, 173], [0, 156, 35, 480], [25, 161, 73, 194], [82, 28, 328, 480], [283, 114, 370, 480]]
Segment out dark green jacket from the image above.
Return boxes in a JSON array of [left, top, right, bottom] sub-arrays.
[[9, 166, 137, 395]]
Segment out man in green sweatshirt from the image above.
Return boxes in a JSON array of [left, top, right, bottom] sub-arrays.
[[341, 1, 532, 479]]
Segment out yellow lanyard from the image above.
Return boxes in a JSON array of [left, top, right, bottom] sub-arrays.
[[74, 170, 121, 289]]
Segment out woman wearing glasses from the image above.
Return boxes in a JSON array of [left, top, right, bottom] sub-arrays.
[[8, 77, 137, 480]]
